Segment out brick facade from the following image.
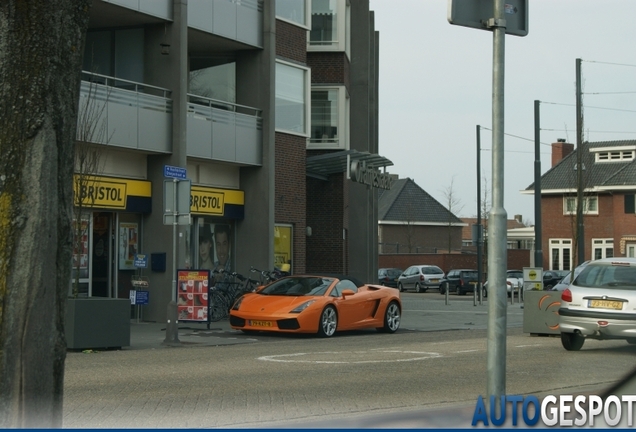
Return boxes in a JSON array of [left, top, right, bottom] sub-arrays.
[[275, 132, 307, 274], [306, 174, 346, 273], [379, 249, 530, 276], [379, 224, 463, 254], [276, 20, 307, 63], [541, 192, 636, 269], [307, 52, 350, 90]]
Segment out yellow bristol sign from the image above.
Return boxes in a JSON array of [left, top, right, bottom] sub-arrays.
[[73, 175, 152, 212], [190, 186, 245, 218]]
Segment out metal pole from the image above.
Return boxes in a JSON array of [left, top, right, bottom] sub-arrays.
[[487, 0, 507, 403], [534, 100, 543, 269], [575, 58, 585, 266], [172, 178, 178, 302], [476, 125, 483, 306]]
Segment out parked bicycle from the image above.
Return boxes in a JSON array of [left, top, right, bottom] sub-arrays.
[[208, 269, 259, 322]]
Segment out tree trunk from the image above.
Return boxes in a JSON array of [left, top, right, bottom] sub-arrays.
[[0, 0, 91, 427]]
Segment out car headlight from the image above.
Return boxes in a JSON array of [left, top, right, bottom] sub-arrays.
[[290, 300, 315, 313], [232, 296, 244, 310]]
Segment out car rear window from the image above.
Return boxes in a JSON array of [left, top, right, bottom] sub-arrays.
[[461, 271, 478, 279], [422, 267, 442, 275], [574, 264, 636, 289], [387, 269, 402, 277]]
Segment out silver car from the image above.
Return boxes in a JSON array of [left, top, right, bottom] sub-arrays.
[[397, 265, 445, 293], [558, 257, 636, 351]]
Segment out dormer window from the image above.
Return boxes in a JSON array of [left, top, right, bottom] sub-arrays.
[[591, 146, 636, 163]]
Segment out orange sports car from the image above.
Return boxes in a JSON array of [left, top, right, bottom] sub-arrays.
[[229, 274, 402, 337]]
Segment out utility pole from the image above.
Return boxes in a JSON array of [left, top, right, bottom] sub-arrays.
[[575, 58, 585, 266], [476, 125, 483, 305], [534, 100, 542, 268]]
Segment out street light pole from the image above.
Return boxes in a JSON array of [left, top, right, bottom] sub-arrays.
[[575, 58, 585, 266], [534, 100, 542, 268]]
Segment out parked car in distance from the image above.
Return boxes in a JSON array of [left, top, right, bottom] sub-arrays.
[[378, 268, 403, 288], [397, 265, 445, 293], [439, 269, 479, 295], [542, 270, 569, 289], [558, 257, 636, 351], [483, 269, 523, 297], [552, 260, 592, 291]]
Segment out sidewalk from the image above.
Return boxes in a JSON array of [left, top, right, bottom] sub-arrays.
[[125, 319, 252, 351], [118, 295, 525, 351]]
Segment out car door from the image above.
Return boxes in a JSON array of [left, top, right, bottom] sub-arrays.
[[401, 266, 415, 290], [332, 280, 373, 329]]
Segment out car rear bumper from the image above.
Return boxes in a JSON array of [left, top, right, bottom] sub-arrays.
[[558, 307, 636, 339]]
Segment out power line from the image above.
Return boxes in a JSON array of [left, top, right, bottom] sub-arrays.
[[583, 60, 636, 68]]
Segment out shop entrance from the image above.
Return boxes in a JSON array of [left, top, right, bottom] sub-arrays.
[[91, 213, 113, 297]]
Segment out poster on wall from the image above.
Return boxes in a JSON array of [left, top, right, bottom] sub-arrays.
[[274, 225, 292, 271], [177, 270, 210, 322], [119, 222, 138, 270]]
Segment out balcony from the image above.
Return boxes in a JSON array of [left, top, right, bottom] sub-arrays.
[[188, 0, 263, 49], [186, 95, 262, 166], [78, 71, 172, 154]]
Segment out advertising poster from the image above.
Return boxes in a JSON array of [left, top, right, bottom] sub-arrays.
[[119, 222, 138, 270], [177, 270, 210, 322]]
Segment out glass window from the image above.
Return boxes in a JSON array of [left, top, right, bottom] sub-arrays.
[[276, 62, 308, 135], [310, 0, 338, 45], [593, 238, 614, 260], [311, 89, 338, 143], [563, 196, 599, 215], [550, 239, 572, 271], [309, 86, 348, 149], [276, 0, 308, 26], [189, 58, 236, 105]]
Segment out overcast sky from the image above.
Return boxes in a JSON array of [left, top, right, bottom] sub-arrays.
[[369, 0, 636, 224]]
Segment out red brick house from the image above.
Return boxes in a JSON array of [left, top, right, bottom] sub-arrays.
[[524, 139, 636, 271]]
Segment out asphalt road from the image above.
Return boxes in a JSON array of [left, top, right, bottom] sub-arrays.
[[62, 293, 636, 428]]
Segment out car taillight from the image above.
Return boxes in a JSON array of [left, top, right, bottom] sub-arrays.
[[420, 275, 424, 281], [384, 276, 389, 281], [562, 288, 572, 302], [459, 279, 464, 286]]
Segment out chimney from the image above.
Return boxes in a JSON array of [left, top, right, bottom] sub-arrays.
[[552, 138, 574, 167]]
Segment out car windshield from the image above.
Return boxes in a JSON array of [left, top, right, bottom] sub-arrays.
[[259, 276, 335, 296], [507, 271, 523, 279], [573, 264, 636, 289]]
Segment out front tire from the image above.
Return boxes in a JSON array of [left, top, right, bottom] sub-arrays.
[[415, 283, 422, 293], [317, 305, 337, 338], [561, 332, 585, 351], [398, 283, 405, 292], [379, 301, 401, 333]]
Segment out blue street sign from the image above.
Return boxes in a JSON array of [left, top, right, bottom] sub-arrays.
[[164, 165, 187, 180], [134, 254, 148, 268], [130, 290, 150, 305]]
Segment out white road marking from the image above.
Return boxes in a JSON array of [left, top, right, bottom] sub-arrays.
[[258, 350, 442, 364]]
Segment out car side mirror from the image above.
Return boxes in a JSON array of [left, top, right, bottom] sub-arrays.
[[341, 289, 355, 298]]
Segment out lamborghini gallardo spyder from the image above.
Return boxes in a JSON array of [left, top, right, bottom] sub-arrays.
[[229, 274, 401, 337]]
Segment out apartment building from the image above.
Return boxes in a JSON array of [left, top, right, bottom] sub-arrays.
[[73, 0, 391, 322]]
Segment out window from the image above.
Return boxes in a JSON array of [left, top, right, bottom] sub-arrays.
[[309, 87, 348, 149], [595, 150, 635, 162], [592, 238, 614, 260], [309, 0, 349, 53], [550, 239, 572, 271], [189, 57, 236, 104], [275, 61, 309, 135], [276, 0, 309, 27], [563, 196, 598, 215]]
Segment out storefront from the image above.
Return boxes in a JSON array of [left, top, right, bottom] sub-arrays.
[[71, 175, 151, 298]]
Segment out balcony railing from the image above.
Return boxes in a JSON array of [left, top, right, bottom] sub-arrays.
[[186, 94, 262, 165], [188, 0, 263, 47], [79, 71, 172, 153]]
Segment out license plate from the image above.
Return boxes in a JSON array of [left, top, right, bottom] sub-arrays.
[[470, 281, 477, 285], [431, 279, 439, 283], [249, 320, 273, 327], [589, 299, 623, 310]]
